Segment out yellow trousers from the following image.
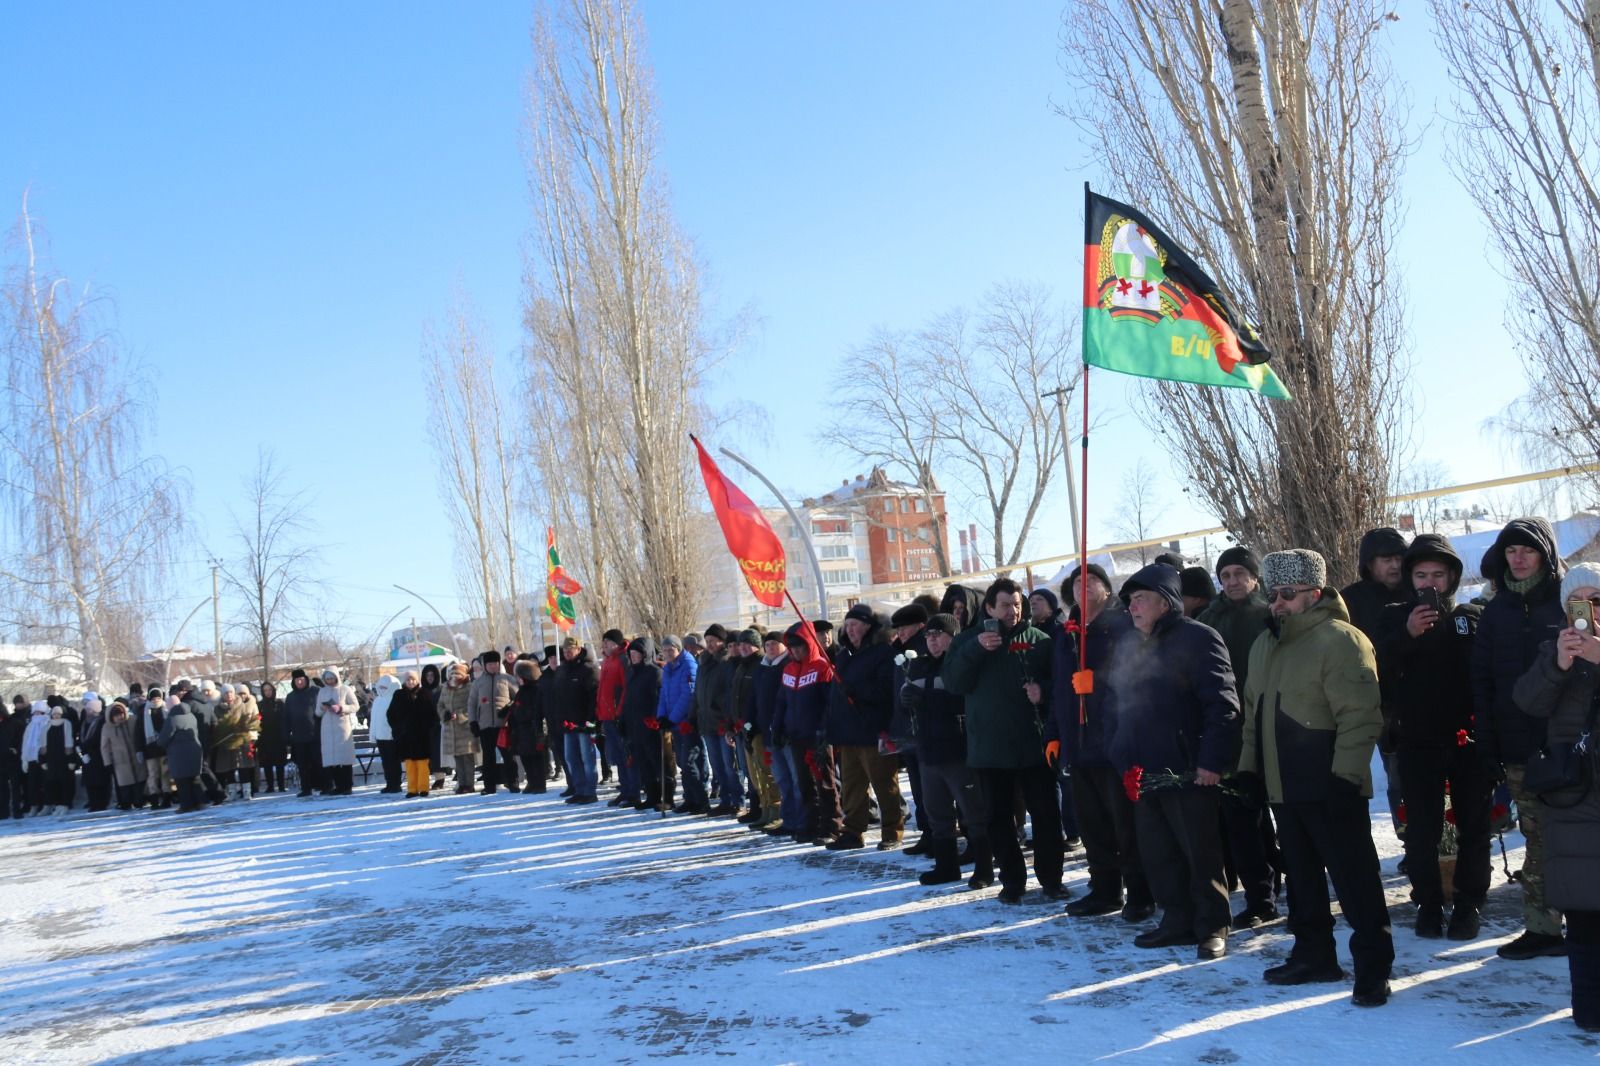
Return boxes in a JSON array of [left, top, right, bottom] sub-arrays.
[[405, 759, 430, 795]]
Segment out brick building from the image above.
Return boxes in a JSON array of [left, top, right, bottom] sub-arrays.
[[804, 467, 951, 586]]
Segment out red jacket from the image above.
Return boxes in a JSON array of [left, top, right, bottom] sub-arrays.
[[596, 646, 627, 722]]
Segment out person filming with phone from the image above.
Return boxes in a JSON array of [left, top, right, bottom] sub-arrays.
[[1376, 534, 1489, 941]]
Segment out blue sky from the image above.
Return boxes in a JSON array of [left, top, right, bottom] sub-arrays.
[[1, 2, 1522, 647]]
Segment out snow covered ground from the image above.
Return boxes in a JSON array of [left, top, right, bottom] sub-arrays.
[[0, 765, 1592, 1065]]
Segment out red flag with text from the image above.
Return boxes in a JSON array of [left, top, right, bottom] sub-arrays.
[[692, 436, 787, 609]]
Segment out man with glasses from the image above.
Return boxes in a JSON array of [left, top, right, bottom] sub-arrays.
[[1239, 550, 1392, 1006]]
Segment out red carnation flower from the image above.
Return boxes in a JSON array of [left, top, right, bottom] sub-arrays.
[[1456, 729, 1470, 747], [1122, 765, 1143, 802]]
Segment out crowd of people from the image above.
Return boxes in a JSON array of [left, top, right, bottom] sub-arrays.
[[3, 517, 1599, 1030]]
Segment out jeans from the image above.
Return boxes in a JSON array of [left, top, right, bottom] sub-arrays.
[[564, 731, 599, 798], [770, 742, 804, 829], [675, 729, 709, 809], [602, 720, 638, 800], [707, 730, 743, 807]]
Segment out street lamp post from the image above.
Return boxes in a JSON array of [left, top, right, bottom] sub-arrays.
[[392, 584, 465, 656]]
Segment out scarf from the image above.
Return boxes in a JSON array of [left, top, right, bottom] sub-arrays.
[[1505, 571, 1545, 597]]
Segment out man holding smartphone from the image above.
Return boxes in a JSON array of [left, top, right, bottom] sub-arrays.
[[1376, 534, 1490, 940]]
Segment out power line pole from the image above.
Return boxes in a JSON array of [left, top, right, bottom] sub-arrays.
[[1043, 376, 1082, 557], [211, 562, 223, 678]]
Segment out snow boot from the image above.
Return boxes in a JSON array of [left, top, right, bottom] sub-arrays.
[[1570, 942, 1600, 1032], [967, 838, 994, 889], [919, 838, 963, 886]]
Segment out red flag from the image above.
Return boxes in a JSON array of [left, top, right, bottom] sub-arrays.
[[692, 436, 787, 609]]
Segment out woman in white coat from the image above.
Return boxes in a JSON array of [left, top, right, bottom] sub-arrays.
[[315, 668, 360, 795], [368, 674, 402, 794]]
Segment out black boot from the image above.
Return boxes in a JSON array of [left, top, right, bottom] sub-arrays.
[[1570, 942, 1600, 1032], [904, 834, 931, 857], [1414, 903, 1444, 939], [967, 838, 994, 889], [919, 838, 962, 886]]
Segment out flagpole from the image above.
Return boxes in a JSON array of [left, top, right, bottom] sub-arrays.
[[717, 445, 830, 621], [1078, 362, 1091, 726]]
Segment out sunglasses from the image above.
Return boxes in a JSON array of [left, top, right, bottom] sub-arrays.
[[1266, 586, 1315, 603]]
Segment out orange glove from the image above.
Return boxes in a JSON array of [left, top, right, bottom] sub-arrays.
[[1044, 740, 1061, 768], [1071, 670, 1095, 696]]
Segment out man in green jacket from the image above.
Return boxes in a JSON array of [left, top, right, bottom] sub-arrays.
[[1198, 546, 1281, 930], [1239, 549, 1393, 1007], [943, 577, 1058, 905]]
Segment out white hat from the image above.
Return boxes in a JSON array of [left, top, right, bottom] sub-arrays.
[[220, 683, 235, 695]]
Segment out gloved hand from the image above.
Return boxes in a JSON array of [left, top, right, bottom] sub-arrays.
[[678, 720, 693, 736], [1044, 740, 1060, 769], [1071, 670, 1094, 696], [469, 722, 481, 737], [1231, 770, 1266, 808]]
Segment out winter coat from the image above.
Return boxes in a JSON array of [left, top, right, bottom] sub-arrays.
[[825, 615, 897, 747], [387, 685, 435, 762], [255, 697, 288, 763], [134, 703, 166, 759], [504, 673, 541, 759], [315, 676, 359, 767], [1, 711, 29, 770], [1196, 590, 1271, 693], [657, 652, 698, 726], [1470, 518, 1568, 765], [552, 648, 601, 735], [1511, 641, 1600, 912], [368, 676, 400, 743], [1239, 588, 1382, 803], [438, 681, 478, 758], [100, 715, 141, 787], [597, 647, 627, 722], [774, 631, 831, 748], [753, 651, 789, 736], [943, 619, 1053, 770], [1106, 564, 1239, 780], [211, 699, 260, 773], [901, 651, 966, 765], [694, 649, 730, 734], [157, 706, 203, 779], [1375, 533, 1481, 750], [80, 711, 106, 769], [1046, 602, 1132, 769], [42, 720, 74, 778], [724, 651, 761, 736], [620, 638, 662, 734], [20, 708, 50, 765], [284, 683, 320, 744], [468, 670, 516, 733]]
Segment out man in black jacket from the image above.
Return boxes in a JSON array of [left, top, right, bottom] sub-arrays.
[[1376, 534, 1490, 940], [827, 604, 906, 850], [1342, 527, 1409, 838], [1472, 517, 1570, 959], [554, 638, 601, 804], [1198, 546, 1281, 930], [1109, 563, 1240, 960]]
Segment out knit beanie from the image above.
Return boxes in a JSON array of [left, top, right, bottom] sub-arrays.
[[1180, 566, 1216, 601], [1214, 546, 1260, 580], [1061, 563, 1113, 606], [1560, 562, 1600, 604]]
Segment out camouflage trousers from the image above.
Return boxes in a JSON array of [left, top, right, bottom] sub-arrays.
[[1505, 763, 1564, 936]]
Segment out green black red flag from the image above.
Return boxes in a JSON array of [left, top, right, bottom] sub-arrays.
[[1083, 185, 1289, 399]]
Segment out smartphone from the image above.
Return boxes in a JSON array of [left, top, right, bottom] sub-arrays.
[[982, 618, 1000, 634], [1569, 598, 1596, 632], [1418, 587, 1442, 614]]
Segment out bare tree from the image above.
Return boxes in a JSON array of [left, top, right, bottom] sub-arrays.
[[0, 202, 188, 684], [219, 449, 322, 680], [1111, 458, 1169, 565], [521, 0, 719, 636], [824, 282, 1076, 569], [1429, 0, 1600, 487], [1060, 0, 1410, 585], [422, 295, 526, 650]]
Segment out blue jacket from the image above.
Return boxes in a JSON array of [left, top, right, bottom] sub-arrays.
[[1106, 563, 1240, 777], [657, 651, 698, 726], [1046, 602, 1132, 768]]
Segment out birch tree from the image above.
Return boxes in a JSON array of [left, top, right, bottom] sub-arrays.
[[1430, 0, 1600, 483], [0, 202, 188, 685], [1061, 0, 1409, 585], [522, 0, 717, 636], [220, 449, 322, 680], [422, 297, 526, 650], [824, 282, 1076, 569]]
